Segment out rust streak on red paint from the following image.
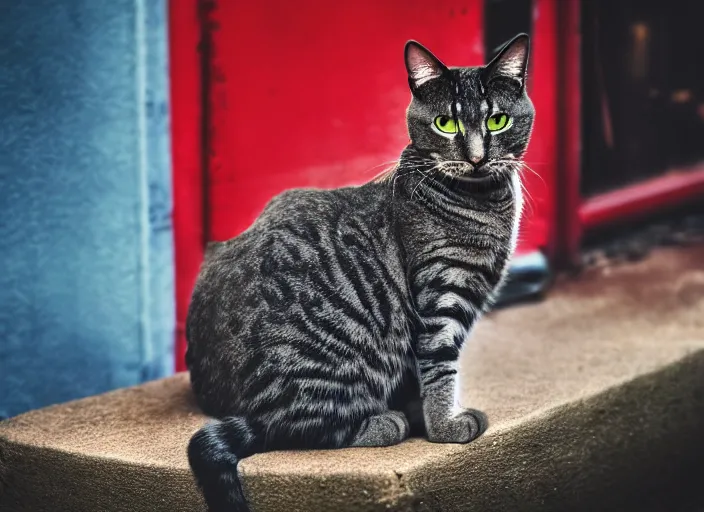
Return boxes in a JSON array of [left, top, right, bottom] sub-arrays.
[[204, 1, 485, 243]]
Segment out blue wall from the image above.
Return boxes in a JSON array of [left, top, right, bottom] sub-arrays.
[[0, 0, 174, 418]]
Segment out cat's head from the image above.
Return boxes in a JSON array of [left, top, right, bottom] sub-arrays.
[[404, 34, 534, 183]]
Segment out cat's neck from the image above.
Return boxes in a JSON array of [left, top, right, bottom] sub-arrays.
[[387, 145, 520, 264]]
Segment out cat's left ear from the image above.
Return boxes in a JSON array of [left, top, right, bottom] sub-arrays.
[[484, 33, 530, 88], [405, 41, 448, 92]]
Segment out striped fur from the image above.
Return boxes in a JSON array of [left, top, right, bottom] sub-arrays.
[[187, 34, 534, 511]]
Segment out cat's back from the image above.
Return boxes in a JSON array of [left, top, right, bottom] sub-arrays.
[[186, 182, 392, 340], [212, 180, 390, 252], [198, 183, 385, 272], [188, 187, 347, 315]]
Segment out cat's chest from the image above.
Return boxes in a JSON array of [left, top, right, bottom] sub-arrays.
[[508, 171, 524, 255], [407, 179, 522, 324]]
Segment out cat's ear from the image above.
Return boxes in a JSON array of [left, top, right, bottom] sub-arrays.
[[484, 33, 530, 87], [405, 41, 447, 92]]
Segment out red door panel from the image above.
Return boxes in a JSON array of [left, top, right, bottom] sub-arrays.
[[204, 0, 484, 241]]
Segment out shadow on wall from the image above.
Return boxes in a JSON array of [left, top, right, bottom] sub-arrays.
[[0, 0, 175, 418]]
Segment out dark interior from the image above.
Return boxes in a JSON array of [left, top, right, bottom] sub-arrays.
[[484, 0, 533, 61], [581, 0, 704, 196]]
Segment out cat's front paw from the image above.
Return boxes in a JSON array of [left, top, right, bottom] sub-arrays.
[[426, 408, 488, 444]]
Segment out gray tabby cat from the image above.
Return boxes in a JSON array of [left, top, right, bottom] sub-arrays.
[[187, 34, 534, 512]]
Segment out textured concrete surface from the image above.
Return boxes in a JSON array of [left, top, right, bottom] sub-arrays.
[[1, 246, 703, 511], [0, 0, 174, 419]]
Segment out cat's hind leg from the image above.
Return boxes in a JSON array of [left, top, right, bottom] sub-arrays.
[[349, 410, 410, 447]]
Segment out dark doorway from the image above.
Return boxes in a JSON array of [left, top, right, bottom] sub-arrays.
[[581, 0, 704, 197], [484, 0, 532, 61]]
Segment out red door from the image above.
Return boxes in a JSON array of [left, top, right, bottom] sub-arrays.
[[204, 0, 485, 242]]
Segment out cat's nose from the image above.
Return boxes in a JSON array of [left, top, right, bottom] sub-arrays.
[[467, 132, 485, 165]]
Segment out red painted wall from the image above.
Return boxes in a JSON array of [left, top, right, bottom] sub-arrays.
[[203, 0, 485, 242]]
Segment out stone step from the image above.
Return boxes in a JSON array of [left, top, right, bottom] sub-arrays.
[[2, 246, 703, 511]]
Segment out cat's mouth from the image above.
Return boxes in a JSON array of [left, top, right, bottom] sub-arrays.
[[436, 161, 513, 188], [438, 162, 495, 181], [451, 173, 495, 185]]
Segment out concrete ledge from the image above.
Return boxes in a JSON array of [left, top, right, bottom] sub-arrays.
[[1, 247, 704, 511]]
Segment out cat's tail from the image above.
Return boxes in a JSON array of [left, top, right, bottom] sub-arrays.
[[188, 416, 260, 512]]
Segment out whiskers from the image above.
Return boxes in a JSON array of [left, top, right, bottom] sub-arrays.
[[491, 158, 543, 217], [368, 160, 401, 183], [407, 159, 461, 199], [388, 153, 447, 199], [518, 161, 544, 217], [517, 161, 544, 185], [381, 152, 543, 208]]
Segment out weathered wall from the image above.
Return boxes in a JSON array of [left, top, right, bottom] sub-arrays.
[[0, 0, 174, 418]]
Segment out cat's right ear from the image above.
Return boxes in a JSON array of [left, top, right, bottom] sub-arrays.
[[405, 41, 447, 93], [483, 34, 530, 88]]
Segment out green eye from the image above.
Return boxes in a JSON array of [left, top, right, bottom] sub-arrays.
[[433, 116, 465, 135], [487, 113, 511, 132]]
